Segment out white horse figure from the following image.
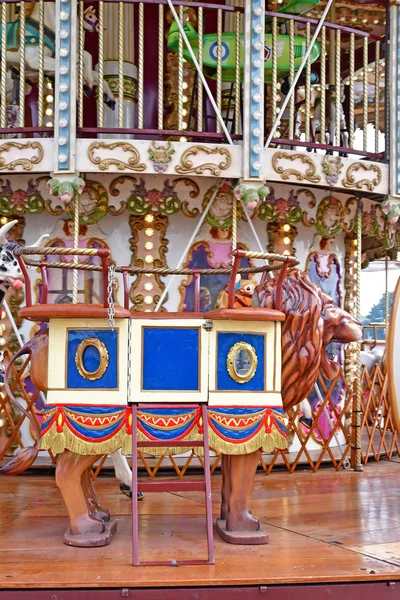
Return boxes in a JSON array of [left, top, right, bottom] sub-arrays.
[[4, 4, 115, 109], [312, 85, 349, 149]]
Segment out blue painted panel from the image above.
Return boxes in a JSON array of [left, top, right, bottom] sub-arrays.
[[217, 332, 265, 392], [67, 330, 118, 389], [142, 327, 199, 391]]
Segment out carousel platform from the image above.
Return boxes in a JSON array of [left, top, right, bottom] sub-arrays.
[[1, 461, 400, 598]]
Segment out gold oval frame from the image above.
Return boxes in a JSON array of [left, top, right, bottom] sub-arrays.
[[226, 342, 258, 384], [75, 338, 109, 381]]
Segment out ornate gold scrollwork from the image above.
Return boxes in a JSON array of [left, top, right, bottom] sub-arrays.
[[75, 338, 109, 381], [272, 152, 321, 183], [226, 342, 258, 384], [175, 146, 232, 176], [88, 142, 146, 172], [342, 163, 382, 191], [0, 142, 44, 171]]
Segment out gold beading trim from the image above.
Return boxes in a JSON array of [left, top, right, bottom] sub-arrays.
[[0, 142, 44, 171], [88, 141, 146, 172], [75, 337, 109, 381], [342, 163, 382, 191], [226, 342, 258, 384], [272, 152, 321, 183], [175, 146, 232, 176]]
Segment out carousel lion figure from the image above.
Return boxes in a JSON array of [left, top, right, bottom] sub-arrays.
[[1, 268, 362, 547]]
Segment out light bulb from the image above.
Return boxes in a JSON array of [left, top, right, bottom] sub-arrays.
[[253, 144, 262, 154], [253, 127, 262, 137], [144, 241, 154, 250], [252, 93, 262, 103], [60, 29, 69, 39], [46, 95, 54, 103], [253, 24, 262, 34], [145, 255, 154, 264], [144, 295, 153, 305], [253, 40, 263, 52], [283, 236, 291, 245], [253, 59, 262, 68], [253, 76, 263, 86], [282, 224, 290, 232], [144, 282, 153, 291], [252, 161, 261, 171], [145, 214, 154, 223], [145, 228, 154, 237], [253, 5, 263, 15], [58, 153, 68, 163], [253, 111, 262, 120]]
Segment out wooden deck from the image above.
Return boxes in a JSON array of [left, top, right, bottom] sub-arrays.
[[2, 461, 400, 595]]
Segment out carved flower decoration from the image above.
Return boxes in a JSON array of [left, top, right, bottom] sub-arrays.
[[10, 190, 27, 207], [275, 199, 289, 216], [147, 189, 162, 208]]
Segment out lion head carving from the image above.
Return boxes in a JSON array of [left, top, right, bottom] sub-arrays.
[[255, 269, 362, 412]]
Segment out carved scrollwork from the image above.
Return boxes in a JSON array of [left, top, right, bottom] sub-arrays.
[[342, 163, 382, 191], [272, 152, 321, 183], [175, 146, 232, 176], [0, 142, 43, 171], [88, 142, 146, 172]]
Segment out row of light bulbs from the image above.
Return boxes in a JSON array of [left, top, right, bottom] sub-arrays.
[[143, 213, 155, 310]]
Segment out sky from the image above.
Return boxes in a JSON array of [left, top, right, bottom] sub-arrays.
[[361, 268, 400, 318]]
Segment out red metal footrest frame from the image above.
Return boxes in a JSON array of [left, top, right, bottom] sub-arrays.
[[131, 404, 215, 566]]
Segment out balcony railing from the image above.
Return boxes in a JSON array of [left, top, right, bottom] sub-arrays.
[[0, 0, 386, 160]]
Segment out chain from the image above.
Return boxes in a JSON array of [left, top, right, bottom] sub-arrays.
[[107, 263, 116, 329]]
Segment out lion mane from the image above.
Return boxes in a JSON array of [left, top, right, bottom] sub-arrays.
[[256, 269, 338, 412]]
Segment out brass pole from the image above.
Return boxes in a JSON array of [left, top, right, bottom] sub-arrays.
[[19, 1, 26, 127], [363, 37, 368, 152], [234, 10, 241, 136], [78, 0, 84, 129], [98, 0, 104, 128], [38, 0, 45, 127], [178, 5, 184, 131], [138, 2, 144, 128], [158, 3, 164, 131], [197, 7, 203, 132], [375, 40, 380, 154], [118, 1, 125, 129], [320, 26, 326, 144], [288, 19, 295, 140], [0, 2, 7, 129], [216, 8, 223, 133], [72, 194, 80, 304], [354, 203, 363, 471], [349, 33, 355, 149]]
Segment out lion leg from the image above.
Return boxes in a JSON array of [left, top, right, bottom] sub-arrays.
[[225, 450, 261, 533], [56, 451, 105, 536], [82, 467, 111, 523], [220, 454, 231, 521]]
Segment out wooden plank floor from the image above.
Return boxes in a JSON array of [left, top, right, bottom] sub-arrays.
[[1, 461, 400, 589]]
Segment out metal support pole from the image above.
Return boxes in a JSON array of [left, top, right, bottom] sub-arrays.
[[353, 204, 363, 471]]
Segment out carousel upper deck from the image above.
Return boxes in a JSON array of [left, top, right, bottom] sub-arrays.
[[0, 0, 391, 198]]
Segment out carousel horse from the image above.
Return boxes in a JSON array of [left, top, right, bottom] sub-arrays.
[[3, 4, 115, 109], [1, 267, 362, 545], [312, 85, 349, 149]]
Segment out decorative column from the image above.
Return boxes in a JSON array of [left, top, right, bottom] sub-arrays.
[[97, 3, 137, 137], [242, 0, 265, 182], [389, 0, 400, 198], [54, 0, 77, 174]]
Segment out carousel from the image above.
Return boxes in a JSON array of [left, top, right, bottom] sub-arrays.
[[0, 0, 400, 594]]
